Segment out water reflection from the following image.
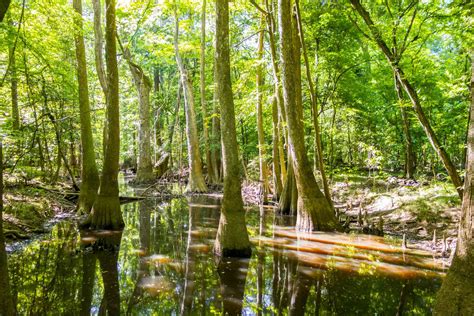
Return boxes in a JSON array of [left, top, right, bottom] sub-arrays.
[[8, 196, 444, 314]]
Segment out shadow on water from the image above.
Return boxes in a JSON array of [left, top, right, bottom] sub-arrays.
[[7, 194, 445, 314]]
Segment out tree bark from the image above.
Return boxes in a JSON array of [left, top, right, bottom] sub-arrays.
[[214, 0, 251, 258], [74, 0, 100, 215], [434, 52, 474, 315], [279, 0, 340, 231], [349, 0, 462, 197], [88, 0, 123, 230], [174, 10, 207, 193]]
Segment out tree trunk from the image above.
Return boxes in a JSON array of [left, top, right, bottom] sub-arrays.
[[434, 52, 474, 316], [0, 0, 11, 22], [88, 0, 123, 230], [279, 0, 339, 231], [74, 0, 100, 215], [214, 0, 251, 258], [9, 46, 19, 131], [256, 15, 269, 204], [394, 73, 416, 179], [295, 0, 332, 208], [122, 47, 154, 183], [0, 142, 15, 316], [174, 10, 207, 193], [272, 94, 283, 200], [349, 0, 462, 197], [200, 0, 213, 181]]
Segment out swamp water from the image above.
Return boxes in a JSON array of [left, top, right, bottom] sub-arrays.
[[7, 195, 445, 315]]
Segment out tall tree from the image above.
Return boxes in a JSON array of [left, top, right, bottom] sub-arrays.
[[349, 0, 462, 197], [73, 0, 100, 214], [279, 0, 340, 231], [87, 0, 123, 229], [434, 52, 474, 315], [256, 14, 269, 204], [214, 0, 251, 257], [9, 46, 19, 131], [173, 6, 208, 193]]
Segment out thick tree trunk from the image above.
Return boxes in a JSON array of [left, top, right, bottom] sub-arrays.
[[394, 73, 416, 179], [434, 52, 474, 315], [279, 0, 339, 231], [279, 158, 298, 215], [256, 16, 269, 204], [74, 0, 100, 215], [174, 12, 207, 193], [350, 0, 462, 197], [214, 0, 251, 258], [0, 142, 15, 316], [122, 48, 154, 183], [88, 0, 123, 230]]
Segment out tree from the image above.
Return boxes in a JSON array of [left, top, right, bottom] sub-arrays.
[[214, 0, 251, 258], [434, 52, 474, 315], [349, 0, 463, 197], [279, 0, 340, 231], [173, 5, 207, 193], [121, 44, 154, 184], [86, 0, 123, 229], [73, 0, 100, 215]]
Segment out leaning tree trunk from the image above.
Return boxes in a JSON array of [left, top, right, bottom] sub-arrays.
[[350, 0, 462, 197], [123, 47, 154, 183], [74, 0, 100, 215], [174, 10, 207, 193], [214, 0, 251, 258], [434, 52, 474, 316], [88, 0, 123, 230], [279, 0, 339, 232]]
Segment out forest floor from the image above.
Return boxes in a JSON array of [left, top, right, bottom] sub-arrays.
[[3, 170, 460, 261], [328, 171, 459, 260], [2, 175, 77, 250]]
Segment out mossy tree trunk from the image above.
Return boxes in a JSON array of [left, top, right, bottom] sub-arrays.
[[434, 52, 474, 316], [278, 0, 340, 232], [88, 0, 123, 230], [74, 0, 100, 215], [9, 46, 19, 131], [174, 9, 207, 193], [214, 0, 251, 258]]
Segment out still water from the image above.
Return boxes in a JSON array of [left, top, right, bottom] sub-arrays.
[[7, 195, 444, 315]]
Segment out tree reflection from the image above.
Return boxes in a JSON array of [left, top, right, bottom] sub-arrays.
[[217, 258, 249, 315]]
